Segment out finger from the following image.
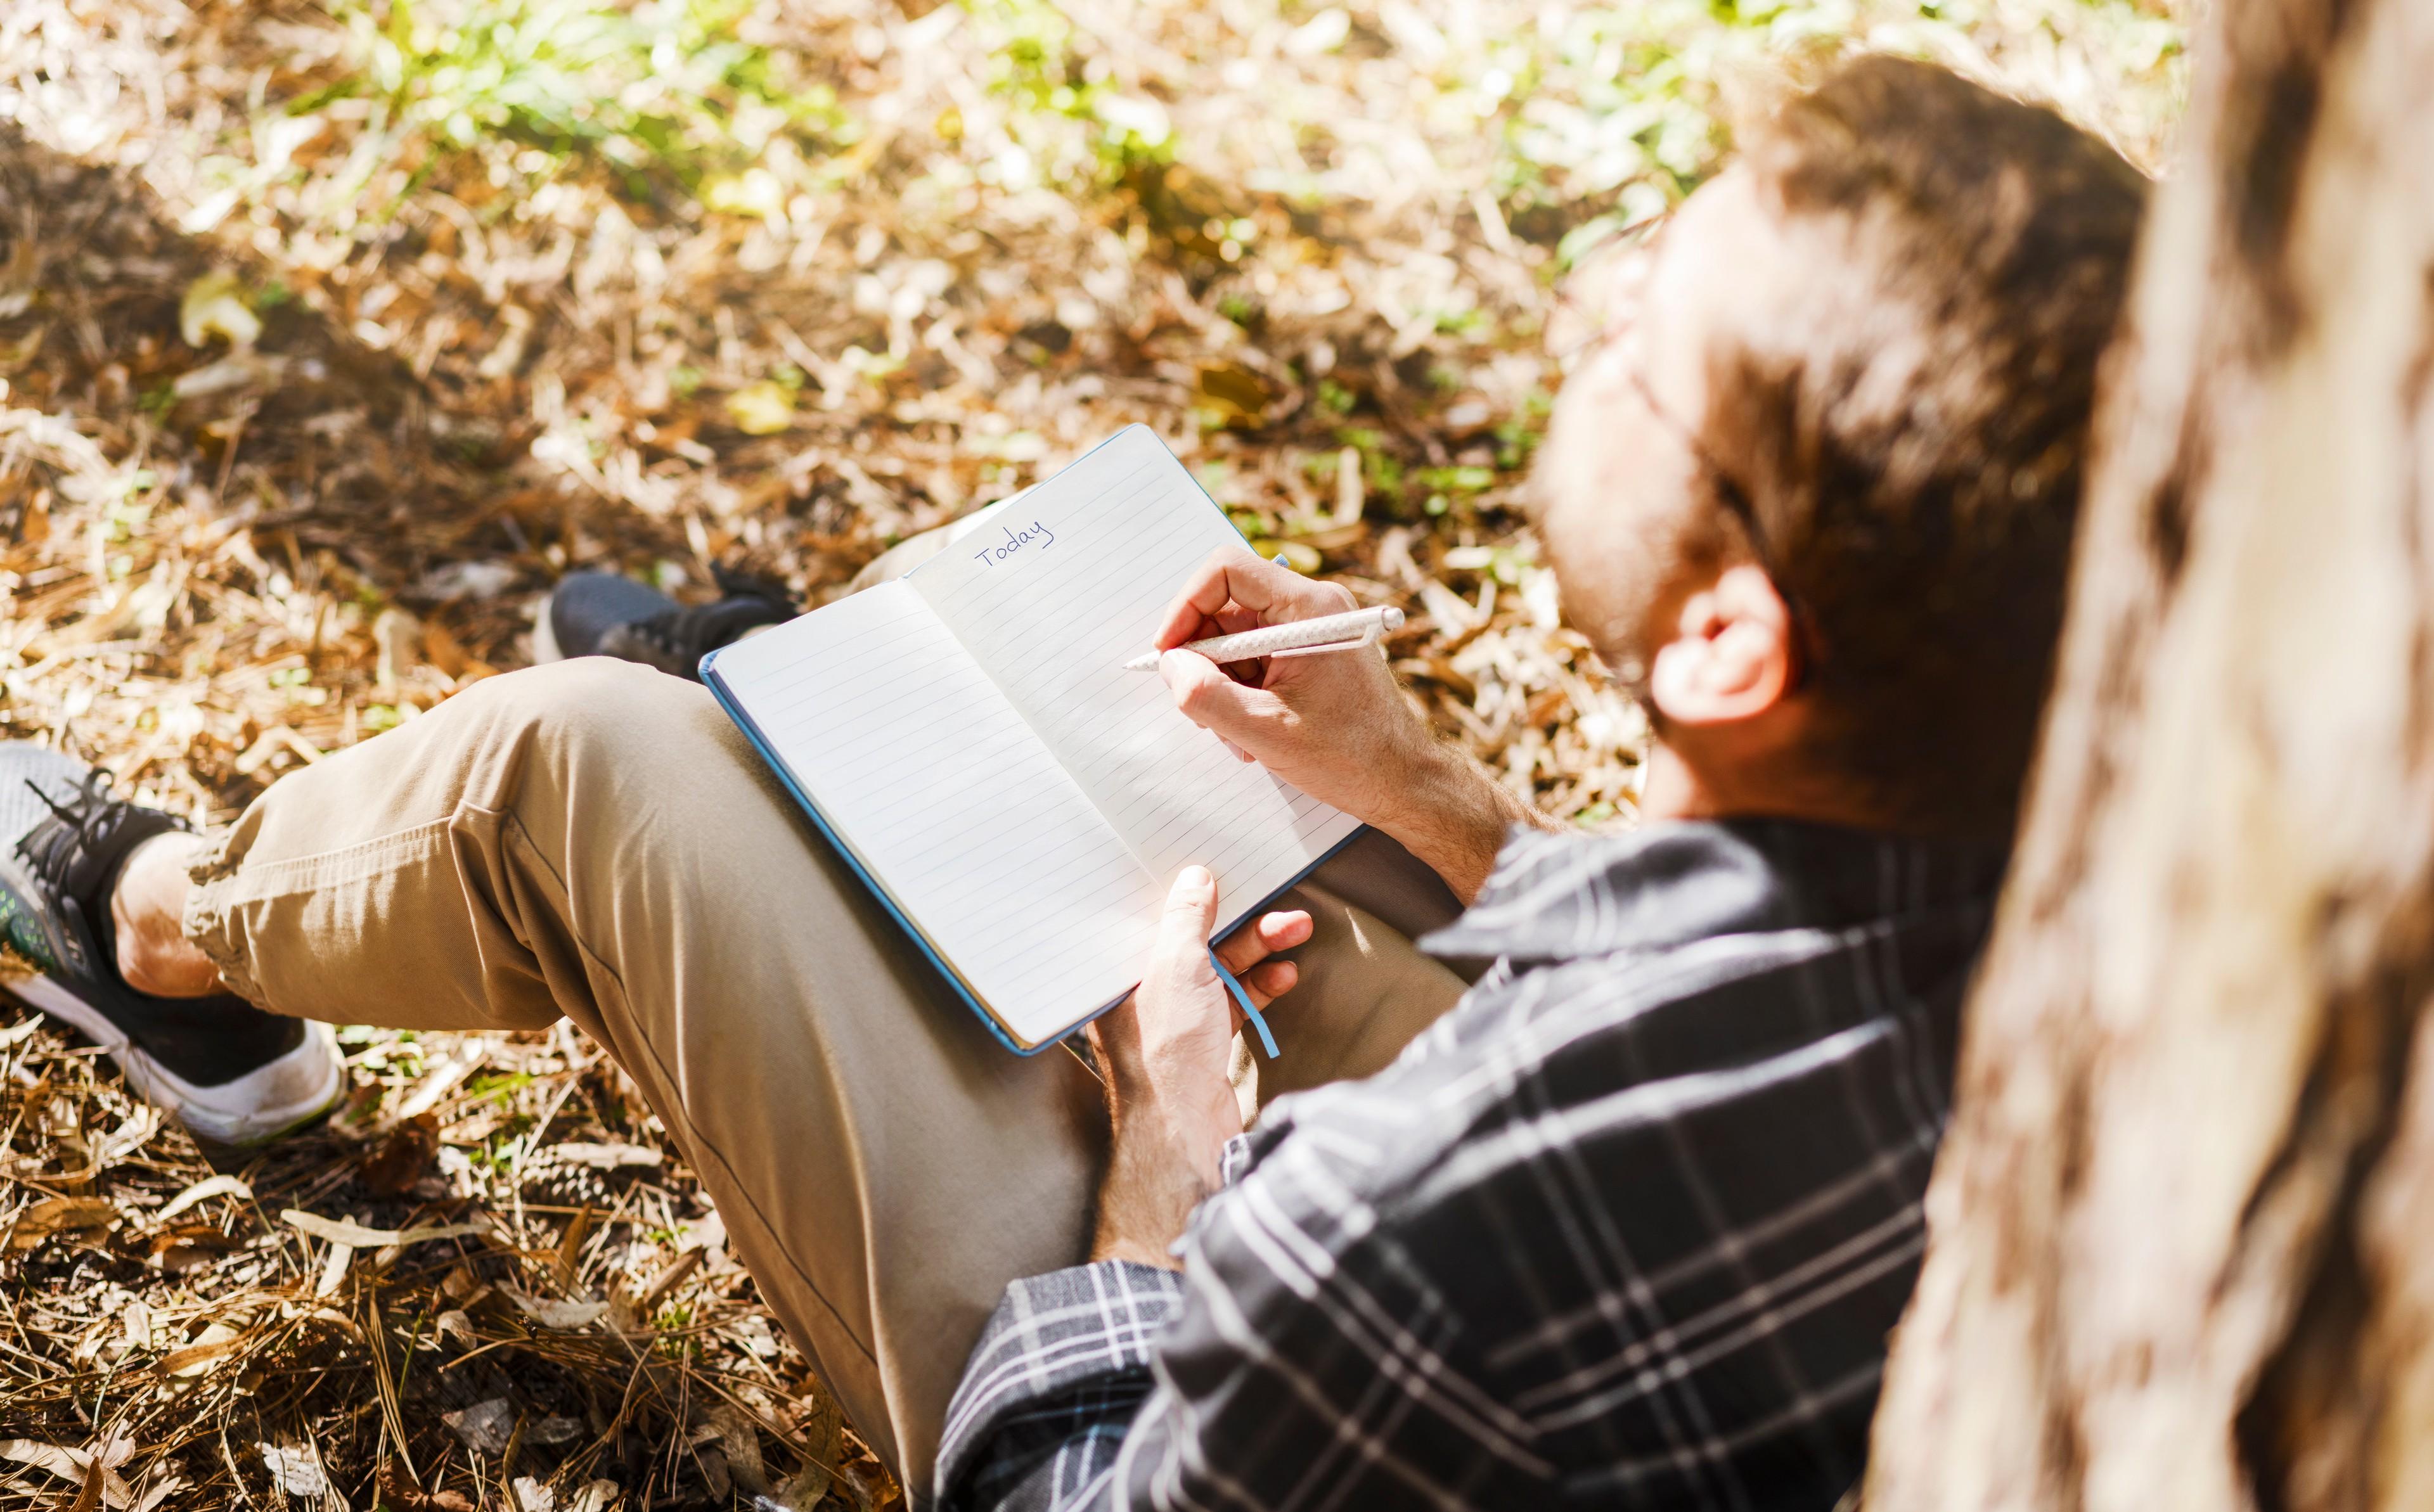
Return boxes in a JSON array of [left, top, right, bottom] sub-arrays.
[[1242, 959, 1297, 1008], [1161, 649, 1284, 746], [1259, 909, 1314, 951], [1153, 548, 1308, 648], [1214, 908, 1311, 976]]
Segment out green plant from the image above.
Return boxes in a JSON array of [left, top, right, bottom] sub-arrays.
[[961, 0, 1176, 183], [321, 0, 851, 196]]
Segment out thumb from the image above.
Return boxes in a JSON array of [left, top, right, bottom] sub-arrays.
[[1157, 864, 1219, 952]]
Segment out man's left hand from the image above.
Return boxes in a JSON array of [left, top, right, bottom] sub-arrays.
[[1088, 866, 1309, 1268]]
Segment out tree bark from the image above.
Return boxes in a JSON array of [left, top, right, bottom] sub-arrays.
[[1864, 1, 2434, 1509]]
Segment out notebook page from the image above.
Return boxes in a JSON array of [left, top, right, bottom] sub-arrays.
[[911, 426, 1361, 928], [705, 580, 1162, 1047]]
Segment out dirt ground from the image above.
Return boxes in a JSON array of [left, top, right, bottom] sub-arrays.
[[0, 2, 2184, 1506]]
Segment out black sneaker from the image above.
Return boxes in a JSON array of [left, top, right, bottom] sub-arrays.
[[0, 746, 342, 1144], [533, 565, 797, 680]]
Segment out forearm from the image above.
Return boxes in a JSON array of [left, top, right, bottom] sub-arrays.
[[1372, 738, 1559, 904], [1090, 1113, 1212, 1269]]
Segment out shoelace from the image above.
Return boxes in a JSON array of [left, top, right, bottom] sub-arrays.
[[16, 769, 117, 869], [624, 597, 781, 657], [622, 568, 795, 659]]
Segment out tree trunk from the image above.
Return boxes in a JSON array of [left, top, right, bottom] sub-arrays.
[[1863, 2, 2434, 1509]]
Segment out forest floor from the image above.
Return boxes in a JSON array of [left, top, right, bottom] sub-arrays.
[[0, 2, 2183, 1507]]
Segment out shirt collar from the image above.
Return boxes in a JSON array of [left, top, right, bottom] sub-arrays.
[[1419, 817, 2011, 966]]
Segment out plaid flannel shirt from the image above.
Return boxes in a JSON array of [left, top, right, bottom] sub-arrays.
[[935, 819, 2007, 1512]]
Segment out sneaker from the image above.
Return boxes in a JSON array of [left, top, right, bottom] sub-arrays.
[[533, 565, 796, 681], [0, 746, 343, 1145]]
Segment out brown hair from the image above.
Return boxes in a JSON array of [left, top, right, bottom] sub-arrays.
[[1699, 56, 2147, 838]]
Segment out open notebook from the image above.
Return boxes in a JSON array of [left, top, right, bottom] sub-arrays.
[[700, 426, 1363, 1053]]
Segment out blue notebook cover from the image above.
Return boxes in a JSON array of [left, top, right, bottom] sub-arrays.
[[700, 427, 1365, 1055]]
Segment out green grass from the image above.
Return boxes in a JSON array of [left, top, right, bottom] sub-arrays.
[[311, 0, 853, 199]]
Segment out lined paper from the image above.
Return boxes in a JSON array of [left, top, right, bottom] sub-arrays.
[[707, 580, 1161, 1046], [913, 425, 1362, 934]]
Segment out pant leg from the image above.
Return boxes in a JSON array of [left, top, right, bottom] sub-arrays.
[[1249, 828, 1475, 1102], [181, 657, 1472, 1489], [186, 658, 1100, 1485]]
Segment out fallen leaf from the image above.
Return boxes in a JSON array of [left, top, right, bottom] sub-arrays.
[[41, 1107, 164, 1182], [359, 1112, 441, 1196], [130, 1477, 184, 1512], [150, 1174, 252, 1226], [145, 1225, 247, 1274], [441, 1399, 515, 1457], [699, 1404, 769, 1496], [373, 608, 422, 696], [0, 1441, 138, 1508], [703, 168, 786, 221], [162, 1323, 243, 1377], [1194, 361, 1272, 425], [8, 1196, 120, 1250], [563, 1481, 621, 1512], [724, 380, 797, 435], [179, 271, 261, 349], [314, 1240, 354, 1298], [412, 561, 520, 604], [498, 1284, 608, 1330], [0, 1441, 82, 1483], [1246, 539, 1323, 573], [171, 352, 287, 399], [256, 1441, 326, 1499], [377, 1462, 478, 1512], [546, 1141, 662, 1170], [282, 1210, 486, 1248]]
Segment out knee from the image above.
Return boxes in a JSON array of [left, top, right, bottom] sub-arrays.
[[459, 658, 726, 774]]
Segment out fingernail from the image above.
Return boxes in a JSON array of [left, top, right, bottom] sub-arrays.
[[1179, 865, 1211, 891]]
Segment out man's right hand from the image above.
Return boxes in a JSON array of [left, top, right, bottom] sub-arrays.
[[1152, 547, 1551, 902]]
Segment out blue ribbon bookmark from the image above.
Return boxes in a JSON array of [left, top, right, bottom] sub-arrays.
[[1209, 949, 1280, 1060]]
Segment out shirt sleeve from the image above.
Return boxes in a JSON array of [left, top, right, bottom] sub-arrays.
[[934, 1260, 1186, 1511], [936, 1126, 1551, 1512]]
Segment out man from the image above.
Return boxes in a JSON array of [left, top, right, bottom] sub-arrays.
[[0, 57, 2143, 1509]]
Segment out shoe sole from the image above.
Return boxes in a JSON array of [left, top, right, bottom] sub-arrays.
[[4, 975, 345, 1146]]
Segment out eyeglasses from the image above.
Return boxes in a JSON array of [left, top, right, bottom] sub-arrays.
[[1551, 212, 1811, 684]]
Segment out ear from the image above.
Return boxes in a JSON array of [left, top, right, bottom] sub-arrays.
[[1645, 563, 1798, 727]]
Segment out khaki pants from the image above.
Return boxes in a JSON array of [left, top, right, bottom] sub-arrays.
[[183, 656, 1469, 1488]]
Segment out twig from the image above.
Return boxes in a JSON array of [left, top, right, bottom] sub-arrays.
[[212, 399, 257, 508]]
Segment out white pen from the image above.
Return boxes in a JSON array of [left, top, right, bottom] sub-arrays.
[[1123, 606, 1405, 671]]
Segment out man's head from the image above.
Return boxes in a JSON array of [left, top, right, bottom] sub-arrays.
[[1536, 56, 2147, 841]]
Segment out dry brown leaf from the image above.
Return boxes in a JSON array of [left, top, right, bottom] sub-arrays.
[[377, 1462, 478, 1512], [0, 1441, 137, 1508], [161, 1322, 245, 1377], [149, 1172, 252, 1226], [281, 1210, 486, 1248], [357, 1112, 441, 1196], [496, 1284, 608, 1330], [545, 1141, 661, 1170], [7, 1196, 120, 1250]]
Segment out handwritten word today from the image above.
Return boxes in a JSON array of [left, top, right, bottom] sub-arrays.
[[972, 520, 1057, 568]]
